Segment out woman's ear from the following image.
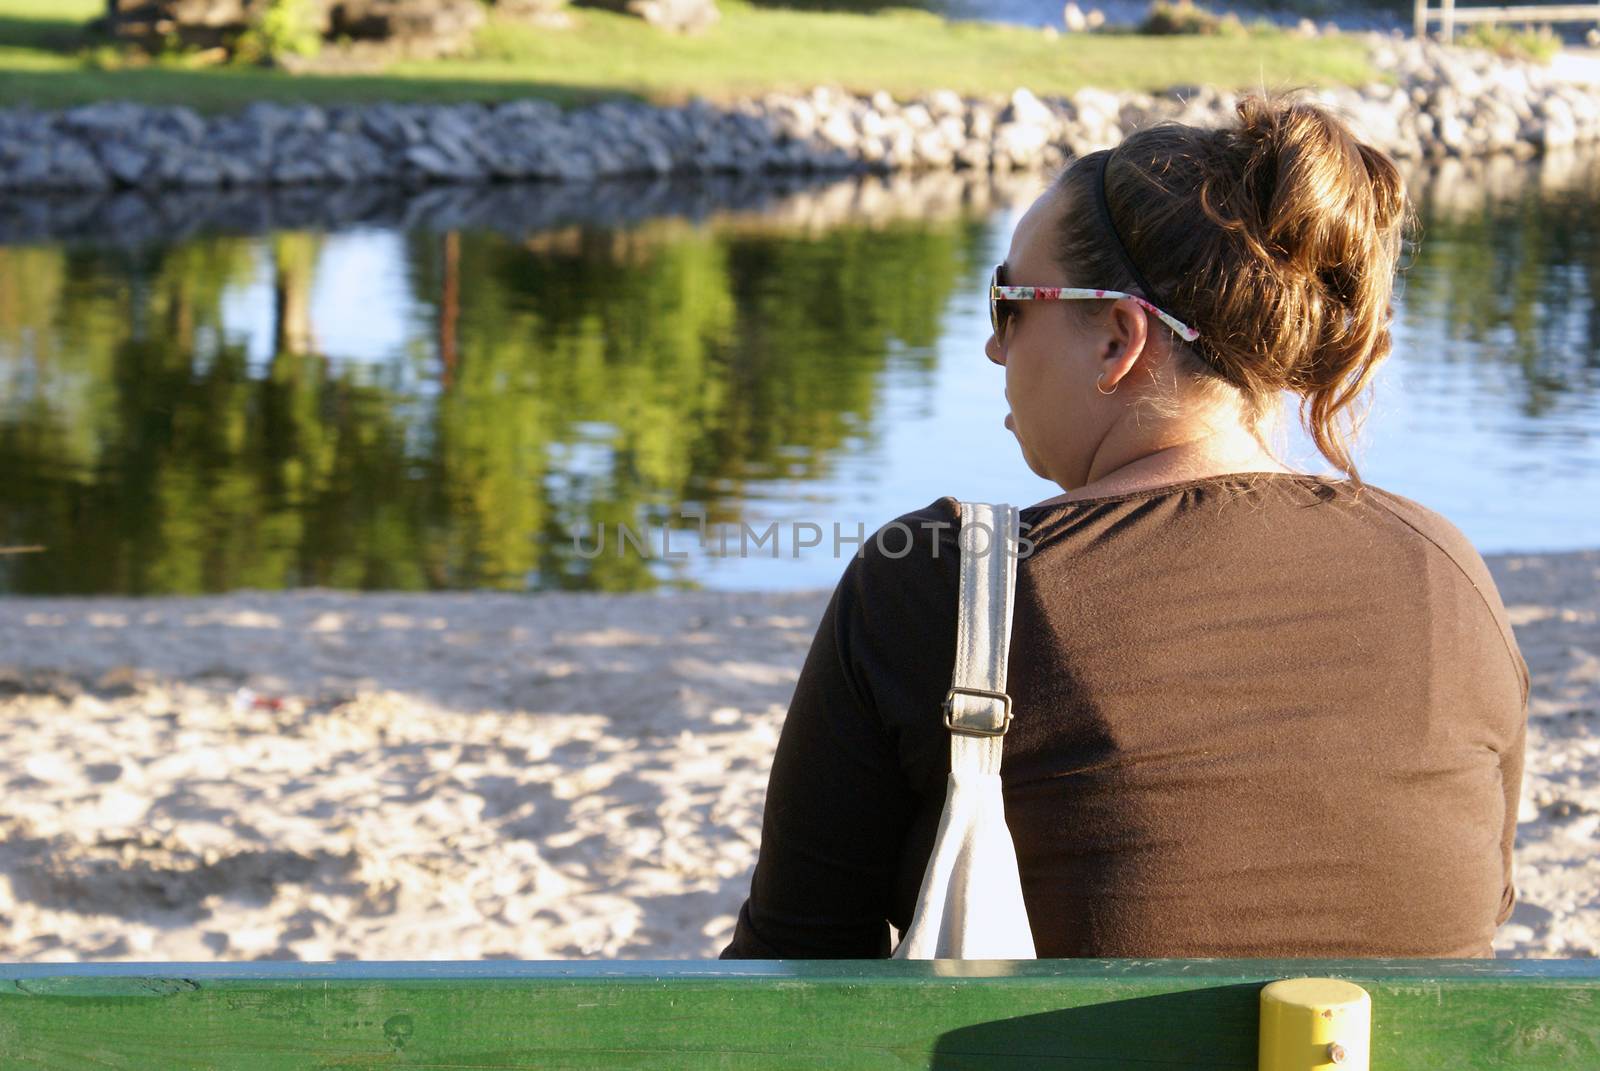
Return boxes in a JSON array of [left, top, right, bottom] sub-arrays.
[[1098, 296, 1150, 392]]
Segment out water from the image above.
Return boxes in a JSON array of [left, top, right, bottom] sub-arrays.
[[0, 155, 1596, 596], [926, 0, 1407, 33]]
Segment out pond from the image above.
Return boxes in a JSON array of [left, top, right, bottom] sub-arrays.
[[1, 153, 1597, 595]]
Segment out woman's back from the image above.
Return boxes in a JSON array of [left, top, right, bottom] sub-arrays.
[[721, 474, 1527, 959], [722, 95, 1529, 961]]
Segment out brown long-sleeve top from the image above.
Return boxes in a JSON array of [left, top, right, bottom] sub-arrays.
[[720, 473, 1530, 959]]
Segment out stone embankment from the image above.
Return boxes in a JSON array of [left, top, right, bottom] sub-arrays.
[[0, 170, 1038, 246], [3, 36, 1600, 192], [4, 150, 1595, 248]]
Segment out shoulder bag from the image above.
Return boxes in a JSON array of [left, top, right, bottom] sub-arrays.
[[891, 500, 1037, 960]]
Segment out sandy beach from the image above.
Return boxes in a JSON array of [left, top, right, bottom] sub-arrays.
[[0, 550, 1595, 962]]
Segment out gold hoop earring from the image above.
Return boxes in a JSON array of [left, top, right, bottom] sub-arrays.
[[1096, 374, 1119, 396]]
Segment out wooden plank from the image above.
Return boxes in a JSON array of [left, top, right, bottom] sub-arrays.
[[1419, 2, 1600, 21], [1, 960, 1598, 1070]]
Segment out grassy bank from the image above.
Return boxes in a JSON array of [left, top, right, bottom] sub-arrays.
[[0, 0, 1377, 110]]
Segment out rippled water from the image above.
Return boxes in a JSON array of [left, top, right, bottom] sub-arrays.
[[1, 154, 1596, 595]]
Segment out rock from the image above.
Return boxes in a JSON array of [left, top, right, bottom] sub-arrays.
[[913, 129, 954, 168], [498, 0, 573, 29], [404, 143, 477, 181], [1345, 98, 1404, 151], [1481, 102, 1521, 151], [324, 131, 387, 182], [1071, 87, 1122, 126], [891, 125, 922, 167], [363, 105, 425, 149], [818, 112, 858, 151], [1435, 113, 1469, 156], [547, 152, 597, 183], [97, 142, 153, 187], [242, 102, 326, 136], [7, 147, 52, 190], [966, 106, 994, 142], [59, 101, 147, 138], [173, 152, 226, 187], [1005, 87, 1053, 128], [954, 140, 990, 171], [156, 106, 207, 144], [926, 90, 965, 119], [330, 0, 488, 58], [493, 99, 561, 126], [901, 103, 933, 131], [263, 130, 339, 184], [216, 150, 259, 185], [775, 100, 816, 141], [1537, 97, 1577, 149], [935, 115, 967, 150], [633, 135, 674, 175], [993, 121, 1049, 168], [1065, 124, 1118, 158], [856, 109, 888, 142], [48, 139, 111, 190], [425, 108, 484, 163], [209, 116, 275, 176], [578, 0, 717, 33]]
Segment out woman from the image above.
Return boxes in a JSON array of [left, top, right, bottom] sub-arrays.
[[720, 96, 1529, 959]]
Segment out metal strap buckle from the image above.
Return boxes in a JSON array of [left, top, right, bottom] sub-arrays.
[[942, 686, 1013, 737]]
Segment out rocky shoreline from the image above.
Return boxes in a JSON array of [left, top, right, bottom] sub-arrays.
[[3, 36, 1600, 193]]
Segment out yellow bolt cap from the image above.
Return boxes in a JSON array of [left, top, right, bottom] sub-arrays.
[[1258, 977, 1371, 1071]]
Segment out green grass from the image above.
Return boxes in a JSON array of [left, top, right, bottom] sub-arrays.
[[0, 0, 1377, 111]]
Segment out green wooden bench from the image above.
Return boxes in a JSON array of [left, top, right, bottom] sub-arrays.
[[2, 958, 1597, 1069]]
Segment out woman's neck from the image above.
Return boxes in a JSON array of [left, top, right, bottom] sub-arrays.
[[1037, 426, 1296, 507]]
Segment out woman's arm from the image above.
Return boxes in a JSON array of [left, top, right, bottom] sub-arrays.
[[1494, 713, 1527, 929], [719, 538, 930, 958], [719, 557, 917, 957]]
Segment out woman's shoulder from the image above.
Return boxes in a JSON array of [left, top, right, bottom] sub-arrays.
[[871, 496, 964, 546], [839, 495, 1003, 616], [1339, 482, 1530, 703], [843, 497, 964, 589], [855, 495, 1038, 572], [1354, 483, 1500, 584]]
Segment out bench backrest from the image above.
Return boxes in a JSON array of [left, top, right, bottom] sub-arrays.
[[3, 958, 1598, 1068]]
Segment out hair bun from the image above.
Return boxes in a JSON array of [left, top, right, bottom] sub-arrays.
[[1230, 96, 1406, 278]]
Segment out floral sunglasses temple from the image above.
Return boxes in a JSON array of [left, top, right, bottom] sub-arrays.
[[990, 276, 1201, 344]]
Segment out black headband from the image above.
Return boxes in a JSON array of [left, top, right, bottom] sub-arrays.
[[1092, 150, 1165, 310]]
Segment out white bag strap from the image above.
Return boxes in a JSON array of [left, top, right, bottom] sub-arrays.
[[890, 499, 1033, 960], [944, 501, 1020, 777]]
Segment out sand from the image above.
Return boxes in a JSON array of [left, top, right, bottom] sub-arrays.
[[0, 551, 1595, 962]]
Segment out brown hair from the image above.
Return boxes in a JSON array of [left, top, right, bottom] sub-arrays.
[[1051, 94, 1412, 482]]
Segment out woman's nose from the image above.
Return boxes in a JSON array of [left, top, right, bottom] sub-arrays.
[[985, 332, 1005, 366]]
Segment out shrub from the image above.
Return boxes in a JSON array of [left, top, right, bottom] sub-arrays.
[[233, 0, 324, 64], [1457, 24, 1561, 64], [1138, 0, 1242, 36]]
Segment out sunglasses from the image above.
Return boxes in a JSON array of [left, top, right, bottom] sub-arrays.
[[989, 264, 1200, 344]]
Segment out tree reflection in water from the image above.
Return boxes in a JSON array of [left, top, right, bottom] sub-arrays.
[[0, 156, 1595, 596], [1397, 151, 1600, 421], [0, 174, 1008, 594]]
